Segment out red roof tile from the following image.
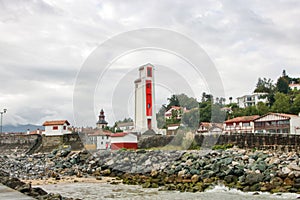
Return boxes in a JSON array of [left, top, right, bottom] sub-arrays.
[[110, 132, 129, 137], [43, 120, 70, 126], [225, 115, 260, 123]]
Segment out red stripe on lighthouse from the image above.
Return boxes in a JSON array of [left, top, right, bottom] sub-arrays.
[[146, 80, 152, 116]]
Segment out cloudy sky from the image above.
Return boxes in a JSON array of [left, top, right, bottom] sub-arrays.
[[0, 0, 299, 127]]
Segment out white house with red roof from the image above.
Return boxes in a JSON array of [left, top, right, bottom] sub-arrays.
[[223, 115, 260, 134], [42, 120, 71, 136], [289, 83, 300, 91], [110, 132, 138, 150], [254, 113, 300, 134], [164, 106, 186, 120], [86, 129, 111, 150]]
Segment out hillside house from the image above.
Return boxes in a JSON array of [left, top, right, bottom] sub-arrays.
[[237, 93, 268, 108], [254, 113, 300, 134], [115, 121, 134, 132], [224, 115, 260, 134], [198, 122, 223, 134], [165, 106, 186, 119], [289, 83, 300, 91]]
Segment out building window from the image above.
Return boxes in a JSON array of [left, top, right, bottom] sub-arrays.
[[101, 141, 103, 145], [102, 136, 104, 139], [271, 121, 277, 125], [63, 126, 66, 130], [283, 128, 289, 133], [53, 126, 58, 130], [243, 122, 250, 127], [147, 67, 152, 77], [107, 136, 109, 139]]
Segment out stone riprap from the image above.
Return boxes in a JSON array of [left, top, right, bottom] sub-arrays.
[[0, 169, 80, 200], [2, 148, 300, 194]]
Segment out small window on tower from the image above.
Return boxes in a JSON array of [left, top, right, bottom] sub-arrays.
[[147, 67, 152, 77], [53, 126, 58, 130]]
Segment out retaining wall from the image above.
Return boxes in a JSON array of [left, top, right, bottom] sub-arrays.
[[0, 134, 40, 154], [0, 133, 84, 154], [138, 133, 300, 151]]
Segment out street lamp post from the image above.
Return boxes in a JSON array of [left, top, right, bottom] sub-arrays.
[[0, 108, 7, 134]]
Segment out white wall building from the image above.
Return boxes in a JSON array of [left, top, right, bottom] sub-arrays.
[[164, 106, 186, 120], [237, 93, 268, 108], [111, 132, 138, 150], [87, 131, 111, 150], [254, 113, 300, 134], [134, 63, 157, 133], [223, 115, 260, 134], [115, 122, 134, 132], [289, 83, 300, 91], [42, 120, 71, 136]]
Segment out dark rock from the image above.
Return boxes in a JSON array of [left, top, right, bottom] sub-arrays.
[[224, 175, 237, 184], [245, 173, 264, 185]]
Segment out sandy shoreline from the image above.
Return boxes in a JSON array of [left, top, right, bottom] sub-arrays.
[[22, 176, 122, 186]]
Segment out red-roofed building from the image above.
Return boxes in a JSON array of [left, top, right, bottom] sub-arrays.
[[42, 120, 71, 136], [198, 122, 223, 133], [254, 113, 300, 134], [164, 106, 187, 120], [224, 115, 260, 134], [110, 132, 138, 150], [85, 129, 111, 150], [289, 83, 300, 91]]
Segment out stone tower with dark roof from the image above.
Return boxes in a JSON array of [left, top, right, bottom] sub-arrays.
[[96, 109, 108, 129]]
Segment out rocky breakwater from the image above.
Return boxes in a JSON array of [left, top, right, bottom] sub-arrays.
[[0, 149, 183, 182], [0, 169, 81, 200], [117, 149, 300, 194], [3, 148, 300, 195]]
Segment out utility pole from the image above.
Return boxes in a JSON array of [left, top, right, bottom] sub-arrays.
[[0, 108, 7, 134]]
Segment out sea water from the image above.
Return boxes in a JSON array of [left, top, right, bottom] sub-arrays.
[[38, 183, 299, 200]]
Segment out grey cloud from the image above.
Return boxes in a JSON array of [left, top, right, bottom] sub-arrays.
[[0, 0, 299, 126]]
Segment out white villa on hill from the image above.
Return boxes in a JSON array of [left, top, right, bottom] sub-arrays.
[[237, 93, 268, 108]]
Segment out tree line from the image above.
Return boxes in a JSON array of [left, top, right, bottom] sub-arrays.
[[156, 70, 300, 129]]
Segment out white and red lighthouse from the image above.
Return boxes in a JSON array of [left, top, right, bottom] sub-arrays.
[[134, 63, 157, 133]]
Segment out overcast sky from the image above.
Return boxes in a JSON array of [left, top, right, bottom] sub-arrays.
[[0, 0, 299, 127]]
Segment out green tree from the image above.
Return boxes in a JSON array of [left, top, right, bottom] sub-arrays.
[[291, 93, 300, 114], [254, 77, 274, 93], [156, 106, 166, 129], [256, 102, 269, 115], [167, 95, 179, 110], [272, 92, 290, 113], [176, 93, 198, 109], [276, 76, 290, 94], [199, 101, 211, 122], [243, 105, 259, 116], [201, 92, 213, 103], [181, 108, 199, 129], [211, 104, 226, 123]]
